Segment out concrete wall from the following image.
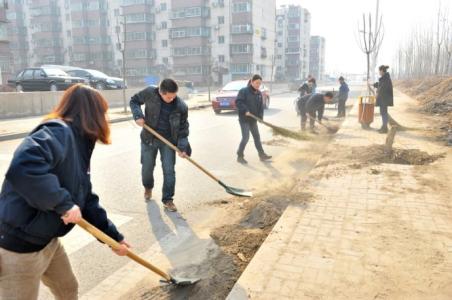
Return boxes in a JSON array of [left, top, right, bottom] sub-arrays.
[[0, 87, 190, 119]]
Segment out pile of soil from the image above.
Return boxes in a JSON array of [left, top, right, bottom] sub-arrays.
[[396, 77, 452, 145], [131, 193, 311, 300], [350, 145, 444, 166]]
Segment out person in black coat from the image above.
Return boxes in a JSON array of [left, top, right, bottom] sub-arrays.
[[0, 84, 129, 300], [373, 65, 394, 133], [235, 74, 272, 164], [337, 76, 350, 118], [303, 92, 334, 133]]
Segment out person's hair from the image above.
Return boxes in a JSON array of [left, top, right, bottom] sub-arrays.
[[45, 84, 111, 144], [308, 78, 316, 83], [339, 76, 345, 81], [251, 74, 262, 82], [325, 91, 334, 98], [379, 65, 390, 72], [159, 78, 179, 94]]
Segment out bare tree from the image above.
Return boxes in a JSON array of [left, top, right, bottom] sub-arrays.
[[444, 21, 452, 74], [370, 0, 385, 82], [116, 12, 127, 113], [356, 9, 384, 94]]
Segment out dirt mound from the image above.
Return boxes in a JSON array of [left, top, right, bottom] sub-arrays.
[[350, 145, 444, 165]]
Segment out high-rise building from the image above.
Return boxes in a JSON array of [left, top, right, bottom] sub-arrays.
[[309, 35, 325, 81], [6, 0, 276, 86], [275, 5, 310, 81], [0, 0, 11, 84]]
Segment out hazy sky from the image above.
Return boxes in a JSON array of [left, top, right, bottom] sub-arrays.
[[277, 0, 449, 75]]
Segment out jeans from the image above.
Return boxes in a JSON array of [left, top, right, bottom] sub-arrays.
[[237, 120, 265, 157], [300, 109, 316, 129], [380, 105, 389, 127], [141, 140, 176, 203], [0, 239, 78, 300], [338, 98, 347, 117]]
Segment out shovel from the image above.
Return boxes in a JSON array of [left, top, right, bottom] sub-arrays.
[[307, 115, 339, 134], [77, 218, 200, 286], [142, 124, 252, 198], [247, 113, 310, 140]]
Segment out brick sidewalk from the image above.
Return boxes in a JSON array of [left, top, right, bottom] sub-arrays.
[[228, 91, 452, 299]]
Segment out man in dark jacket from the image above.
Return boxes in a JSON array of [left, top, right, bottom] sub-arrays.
[[130, 79, 190, 212], [304, 92, 334, 133], [236, 74, 272, 164], [337, 76, 350, 118], [373, 65, 394, 133], [297, 78, 315, 97]]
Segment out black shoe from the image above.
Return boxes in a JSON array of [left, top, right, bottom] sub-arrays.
[[259, 153, 272, 161], [378, 126, 389, 134], [237, 156, 248, 164]]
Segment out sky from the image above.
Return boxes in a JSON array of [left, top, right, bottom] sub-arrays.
[[276, 0, 449, 75]]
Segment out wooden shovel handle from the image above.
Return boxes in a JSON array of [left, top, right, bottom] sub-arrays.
[[307, 114, 329, 130], [142, 124, 220, 183], [77, 218, 171, 281], [247, 113, 274, 128]]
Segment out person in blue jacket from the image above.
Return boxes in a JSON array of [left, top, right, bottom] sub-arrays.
[[0, 84, 130, 300]]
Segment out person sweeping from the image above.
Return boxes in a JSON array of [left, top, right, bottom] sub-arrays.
[[236, 74, 272, 164], [373, 65, 394, 133], [304, 92, 334, 134], [0, 84, 129, 300]]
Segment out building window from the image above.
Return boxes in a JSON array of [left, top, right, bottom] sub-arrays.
[[163, 57, 169, 64], [162, 40, 168, 47], [218, 16, 224, 24], [125, 13, 153, 24], [122, 0, 153, 6], [231, 24, 252, 34], [232, 2, 251, 13], [161, 21, 167, 29], [277, 42, 283, 47], [230, 63, 250, 74], [126, 32, 153, 41], [231, 44, 252, 54], [160, 3, 167, 11], [171, 7, 210, 19], [172, 47, 209, 57], [170, 27, 210, 38], [218, 36, 225, 44], [218, 55, 225, 63]]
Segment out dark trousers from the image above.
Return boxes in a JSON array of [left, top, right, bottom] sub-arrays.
[[237, 120, 265, 157], [380, 105, 389, 127], [337, 98, 347, 117], [300, 109, 316, 129], [141, 140, 176, 203]]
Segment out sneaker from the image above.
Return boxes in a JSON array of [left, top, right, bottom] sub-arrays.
[[259, 153, 272, 161], [237, 156, 248, 164], [144, 188, 152, 202], [163, 200, 177, 212], [378, 126, 389, 134]]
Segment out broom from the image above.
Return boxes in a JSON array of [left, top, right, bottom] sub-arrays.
[[247, 113, 310, 140]]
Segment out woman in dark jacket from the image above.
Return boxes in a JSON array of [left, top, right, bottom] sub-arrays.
[[374, 65, 394, 133], [235, 74, 272, 164], [0, 84, 130, 300]]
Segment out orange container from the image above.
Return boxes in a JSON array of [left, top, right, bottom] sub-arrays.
[[358, 96, 375, 125]]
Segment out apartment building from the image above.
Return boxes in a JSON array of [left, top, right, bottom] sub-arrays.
[[7, 2, 29, 73], [6, 0, 276, 86], [0, 0, 11, 84], [309, 35, 325, 81], [275, 5, 310, 81]]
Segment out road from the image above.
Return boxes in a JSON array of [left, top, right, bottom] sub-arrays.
[[0, 87, 361, 299]]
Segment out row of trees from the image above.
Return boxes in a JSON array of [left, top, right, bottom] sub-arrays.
[[393, 1, 451, 79]]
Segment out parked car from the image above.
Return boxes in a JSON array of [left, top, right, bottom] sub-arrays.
[[66, 69, 126, 90], [211, 80, 270, 114], [8, 68, 87, 92]]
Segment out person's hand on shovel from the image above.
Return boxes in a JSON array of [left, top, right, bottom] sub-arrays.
[[61, 205, 82, 225], [178, 152, 188, 158], [112, 240, 131, 256], [135, 118, 145, 127], [245, 111, 251, 117]]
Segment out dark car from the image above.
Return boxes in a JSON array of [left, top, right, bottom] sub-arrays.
[[66, 69, 126, 90], [8, 68, 87, 92], [212, 80, 270, 114]]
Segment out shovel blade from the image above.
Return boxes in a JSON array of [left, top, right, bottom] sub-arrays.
[[171, 276, 201, 286], [219, 181, 253, 197]]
